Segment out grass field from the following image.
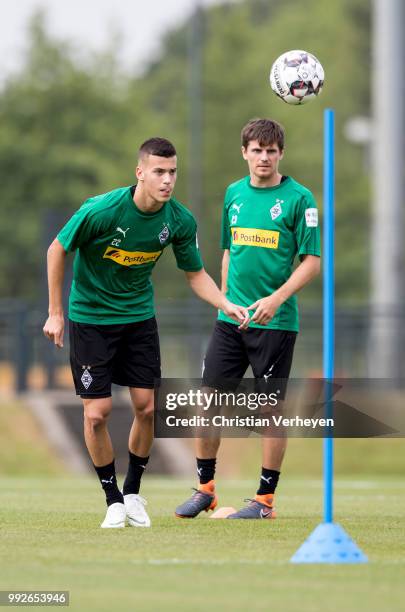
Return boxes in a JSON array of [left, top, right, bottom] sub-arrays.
[[1, 475, 404, 612]]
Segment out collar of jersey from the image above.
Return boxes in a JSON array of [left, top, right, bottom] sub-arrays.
[[126, 185, 169, 218], [245, 175, 291, 192]]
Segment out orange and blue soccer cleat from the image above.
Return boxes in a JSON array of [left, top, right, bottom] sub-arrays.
[[175, 480, 218, 518], [227, 493, 276, 519]]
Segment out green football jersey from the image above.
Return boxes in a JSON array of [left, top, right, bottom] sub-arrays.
[[57, 185, 203, 324], [218, 176, 320, 331]]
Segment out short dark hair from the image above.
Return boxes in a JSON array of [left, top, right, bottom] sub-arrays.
[[241, 118, 285, 150], [138, 137, 176, 159]]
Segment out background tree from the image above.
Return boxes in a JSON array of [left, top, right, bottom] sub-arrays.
[[0, 0, 371, 304]]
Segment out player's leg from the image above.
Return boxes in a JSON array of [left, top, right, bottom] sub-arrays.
[[83, 397, 114, 466], [260, 432, 287, 493], [228, 330, 296, 519], [174, 403, 220, 518], [127, 387, 154, 460], [69, 320, 126, 527], [195, 435, 221, 484], [83, 397, 126, 528], [112, 318, 161, 527], [175, 321, 248, 518], [121, 387, 154, 527]]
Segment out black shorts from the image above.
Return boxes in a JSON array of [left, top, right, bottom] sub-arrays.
[[69, 317, 161, 398], [202, 321, 297, 398]]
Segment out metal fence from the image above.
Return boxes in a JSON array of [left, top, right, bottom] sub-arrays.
[[2, 297, 396, 394]]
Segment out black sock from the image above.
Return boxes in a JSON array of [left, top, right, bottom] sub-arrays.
[[256, 468, 280, 495], [196, 457, 216, 485], [123, 452, 149, 495], [94, 460, 124, 506]]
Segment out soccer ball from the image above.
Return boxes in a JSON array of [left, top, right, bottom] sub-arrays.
[[270, 50, 324, 105]]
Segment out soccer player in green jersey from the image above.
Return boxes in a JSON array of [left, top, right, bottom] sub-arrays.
[[43, 137, 248, 528], [175, 118, 321, 519]]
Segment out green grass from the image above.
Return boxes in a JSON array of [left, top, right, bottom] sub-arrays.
[[0, 476, 404, 612], [1, 401, 404, 610]]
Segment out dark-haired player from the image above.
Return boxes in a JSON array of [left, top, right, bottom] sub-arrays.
[[175, 119, 321, 519], [43, 138, 248, 528]]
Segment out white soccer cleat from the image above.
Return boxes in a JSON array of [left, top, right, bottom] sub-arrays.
[[124, 494, 151, 527], [100, 502, 126, 528]]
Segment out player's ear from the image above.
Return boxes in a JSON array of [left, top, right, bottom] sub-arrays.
[[241, 146, 248, 161], [279, 147, 284, 161], [136, 164, 144, 181]]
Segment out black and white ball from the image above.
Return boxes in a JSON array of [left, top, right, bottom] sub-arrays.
[[270, 50, 324, 105]]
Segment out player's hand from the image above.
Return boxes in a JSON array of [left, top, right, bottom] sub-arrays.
[[222, 300, 250, 326], [43, 314, 65, 348], [243, 294, 282, 327]]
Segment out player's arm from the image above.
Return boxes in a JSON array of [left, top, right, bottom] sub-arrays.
[[240, 255, 320, 328], [185, 268, 248, 325], [221, 249, 230, 293], [174, 206, 247, 323], [220, 191, 231, 293], [43, 238, 67, 348], [43, 199, 107, 346]]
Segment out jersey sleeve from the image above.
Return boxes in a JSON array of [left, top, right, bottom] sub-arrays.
[[294, 192, 321, 258], [57, 200, 107, 252], [172, 214, 204, 272], [220, 189, 231, 249]]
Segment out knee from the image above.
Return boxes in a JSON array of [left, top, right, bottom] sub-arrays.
[[135, 402, 154, 422], [84, 413, 108, 431], [83, 400, 111, 431]]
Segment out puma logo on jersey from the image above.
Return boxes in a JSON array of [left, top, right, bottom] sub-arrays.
[[231, 203, 244, 214], [116, 227, 130, 238]]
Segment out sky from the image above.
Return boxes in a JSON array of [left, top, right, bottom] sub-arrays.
[[0, 0, 228, 79]]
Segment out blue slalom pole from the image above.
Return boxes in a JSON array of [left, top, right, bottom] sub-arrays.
[[290, 108, 367, 563], [323, 108, 335, 524]]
